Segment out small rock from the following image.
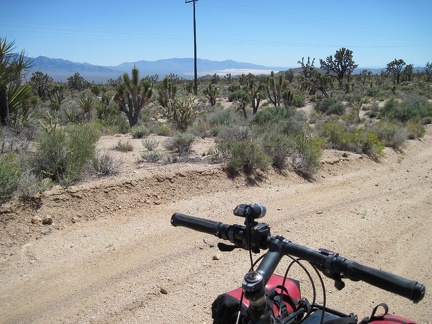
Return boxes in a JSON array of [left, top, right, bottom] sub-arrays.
[[160, 287, 168, 294], [31, 216, 42, 225], [212, 254, 220, 260], [42, 215, 53, 225]]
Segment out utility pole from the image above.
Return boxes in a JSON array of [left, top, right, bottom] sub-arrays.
[[185, 0, 198, 95]]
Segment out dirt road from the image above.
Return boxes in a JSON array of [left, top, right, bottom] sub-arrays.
[[1, 127, 431, 323]]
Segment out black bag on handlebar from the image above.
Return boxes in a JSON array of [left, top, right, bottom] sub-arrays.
[[211, 293, 248, 324]]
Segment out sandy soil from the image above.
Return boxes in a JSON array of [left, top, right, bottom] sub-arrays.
[[0, 126, 431, 323]]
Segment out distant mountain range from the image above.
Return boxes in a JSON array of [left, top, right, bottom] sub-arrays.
[[26, 56, 425, 83], [27, 56, 288, 82]]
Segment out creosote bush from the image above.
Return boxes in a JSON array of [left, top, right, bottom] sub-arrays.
[[372, 121, 407, 150], [116, 140, 134, 152], [31, 123, 100, 186], [142, 138, 159, 151], [164, 133, 196, 156], [314, 98, 346, 115], [225, 140, 271, 176], [92, 152, 120, 176], [0, 153, 21, 204], [319, 121, 384, 159], [130, 125, 151, 138]]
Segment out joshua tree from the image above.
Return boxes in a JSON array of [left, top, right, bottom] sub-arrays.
[[203, 83, 218, 106], [29, 71, 53, 100], [0, 38, 33, 126], [246, 75, 265, 114], [114, 66, 153, 127], [158, 76, 177, 114], [386, 59, 406, 84], [320, 48, 358, 89], [298, 57, 331, 98], [266, 71, 287, 106], [426, 62, 432, 82], [67, 72, 88, 92]]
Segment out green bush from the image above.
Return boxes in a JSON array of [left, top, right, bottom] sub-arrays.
[[319, 121, 383, 159], [165, 133, 195, 156], [315, 98, 346, 115], [207, 108, 242, 127], [153, 123, 172, 136], [31, 123, 100, 186], [130, 125, 151, 138], [380, 96, 432, 122], [252, 106, 287, 126], [142, 138, 159, 151], [16, 172, 43, 201], [0, 153, 21, 204], [225, 140, 271, 176], [261, 131, 295, 171], [92, 152, 120, 176], [141, 150, 164, 163], [116, 140, 134, 152], [292, 95, 306, 108], [405, 121, 426, 139], [291, 134, 323, 178], [373, 121, 407, 150]]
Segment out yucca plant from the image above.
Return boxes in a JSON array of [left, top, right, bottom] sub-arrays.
[[114, 66, 153, 127]]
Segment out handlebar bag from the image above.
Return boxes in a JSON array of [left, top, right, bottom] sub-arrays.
[[360, 303, 416, 324], [211, 274, 301, 324], [211, 292, 248, 324]]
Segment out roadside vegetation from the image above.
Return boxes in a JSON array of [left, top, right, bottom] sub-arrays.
[[1, 37, 431, 204]]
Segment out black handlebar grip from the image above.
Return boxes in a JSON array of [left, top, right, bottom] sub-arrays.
[[346, 261, 426, 303], [171, 213, 223, 236]]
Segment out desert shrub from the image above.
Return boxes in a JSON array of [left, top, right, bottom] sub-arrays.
[[252, 106, 287, 126], [291, 134, 323, 178], [405, 121, 426, 139], [153, 123, 172, 136], [98, 116, 130, 135], [353, 129, 384, 159], [380, 96, 432, 122], [228, 89, 247, 102], [116, 140, 134, 152], [366, 87, 382, 98], [142, 138, 159, 151], [130, 125, 151, 138], [217, 126, 251, 142], [0, 153, 21, 204], [141, 150, 164, 163], [164, 133, 195, 156], [16, 172, 42, 201], [92, 152, 120, 176], [292, 95, 306, 108], [373, 121, 408, 150], [314, 98, 346, 115], [225, 140, 271, 176], [261, 130, 295, 171], [207, 108, 242, 128], [31, 123, 100, 186], [365, 101, 380, 118], [319, 121, 383, 159]]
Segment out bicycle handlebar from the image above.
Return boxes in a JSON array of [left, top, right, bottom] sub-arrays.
[[171, 212, 425, 304]]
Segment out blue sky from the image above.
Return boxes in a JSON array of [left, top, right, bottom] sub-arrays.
[[2, 0, 431, 68]]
